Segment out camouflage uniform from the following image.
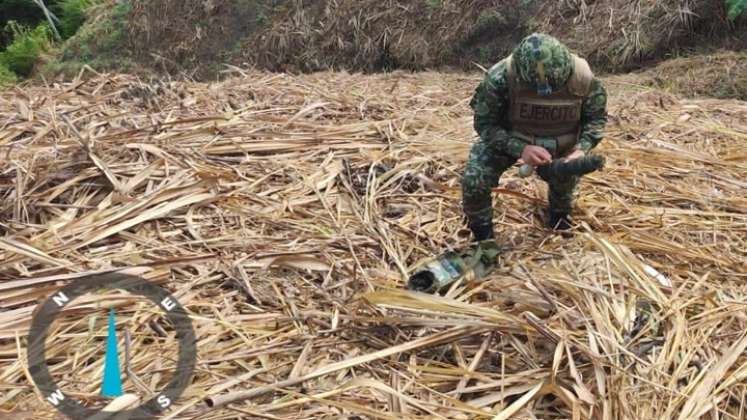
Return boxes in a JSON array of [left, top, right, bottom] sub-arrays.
[[462, 34, 608, 240]]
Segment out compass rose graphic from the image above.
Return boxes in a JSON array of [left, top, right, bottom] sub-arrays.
[[26, 273, 197, 420]]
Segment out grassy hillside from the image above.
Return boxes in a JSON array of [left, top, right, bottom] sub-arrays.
[[39, 0, 746, 82]]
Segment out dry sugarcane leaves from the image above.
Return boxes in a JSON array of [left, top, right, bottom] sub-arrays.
[[0, 70, 746, 419]]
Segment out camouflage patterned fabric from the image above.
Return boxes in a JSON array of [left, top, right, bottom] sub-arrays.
[[513, 33, 573, 93], [462, 34, 608, 240]]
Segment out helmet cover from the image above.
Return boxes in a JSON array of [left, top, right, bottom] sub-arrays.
[[513, 33, 573, 96]]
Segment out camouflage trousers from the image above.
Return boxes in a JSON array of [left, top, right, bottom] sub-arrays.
[[461, 139, 579, 235]]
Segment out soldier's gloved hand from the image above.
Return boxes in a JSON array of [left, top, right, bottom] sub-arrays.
[[563, 147, 585, 162], [521, 145, 552, 166]]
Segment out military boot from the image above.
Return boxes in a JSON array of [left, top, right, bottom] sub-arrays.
[[548, 210, 573, 230]]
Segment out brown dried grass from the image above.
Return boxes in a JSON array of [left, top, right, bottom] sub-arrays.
[[536, 0, 742, 71], [609, 50, 747, 100], [243, 0, 534, 72], [233, 0, 745, 73], [0, 68, 746, 419], [78, 0, 745, 78]]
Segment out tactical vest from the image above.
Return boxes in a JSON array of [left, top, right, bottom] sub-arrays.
[[505, 54, 593, 157]]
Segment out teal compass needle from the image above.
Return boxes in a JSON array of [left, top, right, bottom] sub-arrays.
[[101, 308, 123, 397]]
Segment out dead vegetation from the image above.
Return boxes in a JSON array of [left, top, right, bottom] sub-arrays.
[[240, 0, 536, 72], [535, 0, 745, 71], [0, 69, 746, 419], [125, 0, 270, 78], [609, 50, 747, 100], [239, 0, 747, 73], [109, 0, 747, 78]]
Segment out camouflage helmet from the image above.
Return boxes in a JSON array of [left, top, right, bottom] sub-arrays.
[[512, 33, 572, 96]]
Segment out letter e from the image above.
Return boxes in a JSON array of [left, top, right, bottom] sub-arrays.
[[160, 297, 176, 312]]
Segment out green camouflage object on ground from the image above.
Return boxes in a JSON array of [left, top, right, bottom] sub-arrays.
[[462, 35, 608, 239]]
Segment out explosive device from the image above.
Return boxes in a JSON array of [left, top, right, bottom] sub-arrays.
[[406, 241, 499, 294], [518, 153, 605, 178]]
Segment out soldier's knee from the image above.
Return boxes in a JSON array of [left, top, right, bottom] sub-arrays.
[[462, 165, 485, 192], [462, 187, 490, 211]]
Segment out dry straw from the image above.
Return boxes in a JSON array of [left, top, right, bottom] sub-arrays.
[[0, 67, 746, 419]]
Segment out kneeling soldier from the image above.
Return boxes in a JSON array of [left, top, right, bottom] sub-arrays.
[[462, 33, 608, 248]]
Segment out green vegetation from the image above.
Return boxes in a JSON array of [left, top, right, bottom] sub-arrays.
[[0, 62, 16, 85], [58, 0, 101, 38], [44, 0, 131, 77], [0, 22, 52, 77], [727, 0, 747, 20], [0, 0, 47, 49], [0, 0, 106, 84], [0, 0, 98, 41]]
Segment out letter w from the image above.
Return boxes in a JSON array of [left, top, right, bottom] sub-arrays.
[[46, 389, 65, 406]]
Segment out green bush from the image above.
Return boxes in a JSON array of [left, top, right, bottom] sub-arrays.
[[0, 62, 16, 85], [0, 0, 48, 49], [0, 22, 52, 77], [44, 0, 132, 77], [57, 0, 100, 39], [727, 0, 747, 20]]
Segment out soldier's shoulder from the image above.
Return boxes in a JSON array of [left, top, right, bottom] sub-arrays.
[[582, 78, 608, 110], [487, 58, 509, 77], [483, 58, 510, 90]]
